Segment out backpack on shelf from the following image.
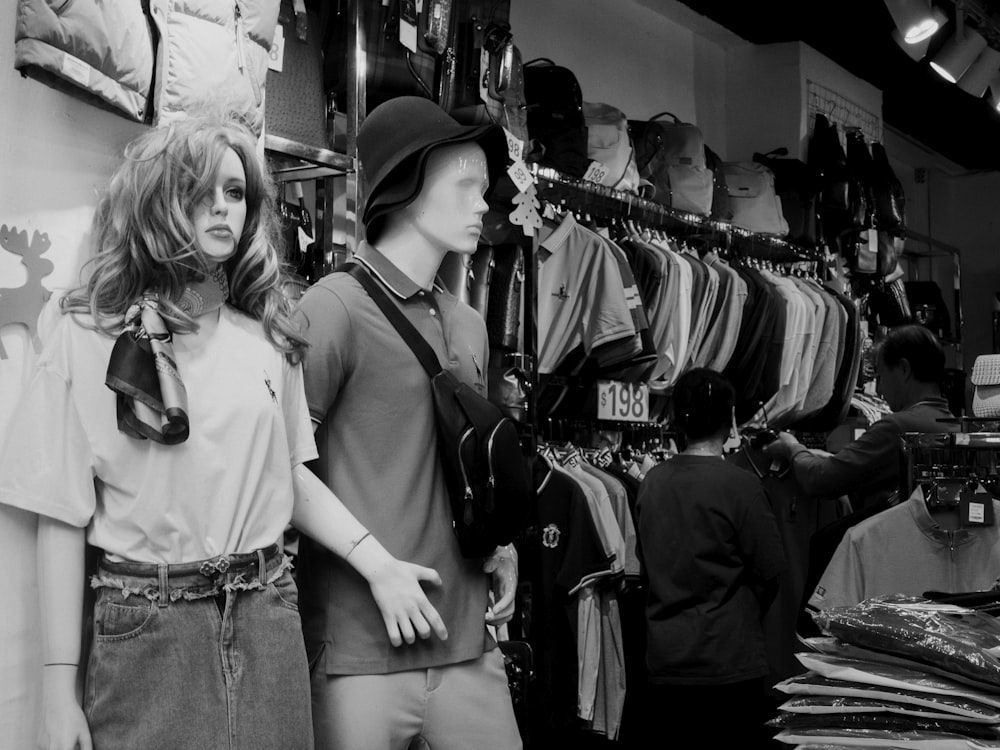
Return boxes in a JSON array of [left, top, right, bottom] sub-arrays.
[[582, 101, 646, 195], [629, 111, 713, 216], [752, 147, 818, 246], [721, 161, 789, 236], [523, 58, 589, 177]]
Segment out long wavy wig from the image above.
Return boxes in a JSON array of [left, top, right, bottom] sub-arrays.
[[61, 109, 308, 360]]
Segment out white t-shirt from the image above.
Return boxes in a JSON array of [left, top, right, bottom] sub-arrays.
[[0, 305, 317, 564]]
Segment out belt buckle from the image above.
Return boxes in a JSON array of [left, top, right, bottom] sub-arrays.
[[199, 556, 232, 577]]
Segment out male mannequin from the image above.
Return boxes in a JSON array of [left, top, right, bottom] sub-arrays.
[[294, 97, 522, 749]]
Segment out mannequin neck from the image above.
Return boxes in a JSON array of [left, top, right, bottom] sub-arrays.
[[372, 223, 448, 290]]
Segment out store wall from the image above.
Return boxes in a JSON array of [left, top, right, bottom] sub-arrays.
[[510, 0, 732, 155], [0, 7, 145, 745]]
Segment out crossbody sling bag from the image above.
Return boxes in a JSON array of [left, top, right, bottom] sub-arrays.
[[342, 262, 531, 558]]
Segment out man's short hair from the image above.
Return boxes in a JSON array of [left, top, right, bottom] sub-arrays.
[[877, 324, 945, 383]]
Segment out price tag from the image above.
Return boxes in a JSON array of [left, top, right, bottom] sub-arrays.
[[583, 160, 609, 185], [597, 380, 649, 422], [268, 24, 285, 72], [507, 159, 534, 193], [503, 127, 523, 162], [399, 0, 418, 53]]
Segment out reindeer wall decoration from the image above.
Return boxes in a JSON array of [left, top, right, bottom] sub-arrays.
[[0, 225, 54, 360]]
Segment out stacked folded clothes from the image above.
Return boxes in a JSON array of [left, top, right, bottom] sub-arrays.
[[771, 595, 1000, 748]]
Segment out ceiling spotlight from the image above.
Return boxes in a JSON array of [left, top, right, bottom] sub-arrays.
[[884, 0, 942, 44], [958, 45, 1000, 96], [930, 23, 988, 82], [892, 7, 948, 60]]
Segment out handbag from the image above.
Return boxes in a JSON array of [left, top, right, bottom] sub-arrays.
[[342, 263, 531, 558], [971, 355, 1000, 418], [485, 243, 524, 352], [871, 141, 906, 233]]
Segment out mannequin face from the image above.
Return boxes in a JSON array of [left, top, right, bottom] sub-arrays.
[[192, 147, 247, 264], [400, 142, 490, 256]]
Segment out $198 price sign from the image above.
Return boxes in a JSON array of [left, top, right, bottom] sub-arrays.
[[597, 380, 649, 422]]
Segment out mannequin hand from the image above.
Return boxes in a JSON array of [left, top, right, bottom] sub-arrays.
[[762, 431, 800, 461], [39, 667, 91, 750], [349, 536, 448, 646], [484, 544, 518, 627]]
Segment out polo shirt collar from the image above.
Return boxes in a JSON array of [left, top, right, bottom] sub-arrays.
[[907, 484, 977, 547], [354, 242, 427, 300]]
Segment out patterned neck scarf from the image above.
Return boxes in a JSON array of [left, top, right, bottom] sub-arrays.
[[105, 266, 230, 444]]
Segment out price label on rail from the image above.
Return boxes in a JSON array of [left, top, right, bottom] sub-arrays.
[[597, 381, 649, 422]]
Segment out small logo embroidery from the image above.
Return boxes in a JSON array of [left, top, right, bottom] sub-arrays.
[[542, 523, 561, 549], [814, 585, 826, 599], [263, 371, 277, 404], [551, 284, 569, 301]]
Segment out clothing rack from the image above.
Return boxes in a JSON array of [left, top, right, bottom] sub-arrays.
[[899, 430, 1000, 500], [533, 166, 824, 264]]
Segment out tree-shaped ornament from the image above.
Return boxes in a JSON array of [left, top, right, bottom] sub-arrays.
[[508, 183, 543, 237]]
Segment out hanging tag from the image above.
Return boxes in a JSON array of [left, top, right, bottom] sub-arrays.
[[416, 0, 423, 11], [507, 159, 534, 194], [399, 0, 418, 54], [583, 160, 609, 185], [503, 127, 523, 162], [961, 490, 994, 526], [268, 24, 285, 73]]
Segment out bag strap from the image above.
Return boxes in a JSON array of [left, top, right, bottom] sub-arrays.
[[648, 111, 681, 124], [341, 262, 443, 378]]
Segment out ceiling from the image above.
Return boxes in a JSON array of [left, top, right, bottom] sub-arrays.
[[673, 0, 1000, 172]]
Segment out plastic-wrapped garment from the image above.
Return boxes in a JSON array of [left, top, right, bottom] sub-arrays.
[[779, 693, 1000, 724], [768, 711, 1000, 740], [801, 637, 1000, 696], [776, 672, 1000, 722], [814, 596, 1000, 690], [775, 729, 1000, 748]]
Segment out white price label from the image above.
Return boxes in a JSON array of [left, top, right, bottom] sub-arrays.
[[503, 127, 523, 162], [507, 159, 534, 193], [268, 24, 285, 72], [597, 381, 649, 422], [583, 160, 609, 185], [969, 501, 986, 524]]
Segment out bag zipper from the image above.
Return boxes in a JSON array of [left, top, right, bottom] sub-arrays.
[[485, 420, 510, 513], [458, 426, 475, 525]]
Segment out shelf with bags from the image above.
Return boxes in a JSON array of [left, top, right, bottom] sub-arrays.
[[264, 134, 355, 182]]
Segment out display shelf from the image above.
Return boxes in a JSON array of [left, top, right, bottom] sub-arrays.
[[264, 134, 355, 182]]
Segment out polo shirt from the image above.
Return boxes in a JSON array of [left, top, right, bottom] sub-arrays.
[[295, 242, 493, 675], [537, 213, 636, 374]]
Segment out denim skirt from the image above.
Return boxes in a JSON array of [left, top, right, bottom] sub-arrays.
[[84, 546, 313, 750]]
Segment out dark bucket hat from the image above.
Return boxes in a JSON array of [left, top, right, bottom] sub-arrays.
[[358, 96, 510, 240]]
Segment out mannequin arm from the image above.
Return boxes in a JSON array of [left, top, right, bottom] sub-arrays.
[[484, 543, 518, 627], [37, 516, 92, 750], [290, 465, 448, 646]]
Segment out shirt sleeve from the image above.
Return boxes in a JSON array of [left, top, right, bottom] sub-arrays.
[[282, 356, 319, 467], [0, 361, 96, 528], [792, 417, 901, 497], [295, 284, 354, 424], [808, 529, 864, 610]]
